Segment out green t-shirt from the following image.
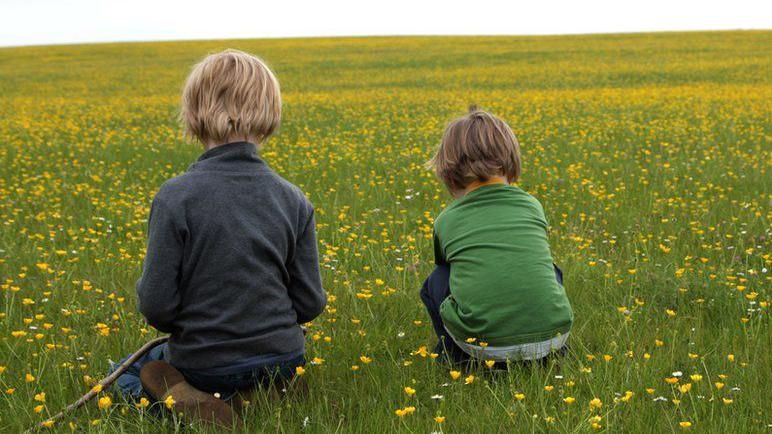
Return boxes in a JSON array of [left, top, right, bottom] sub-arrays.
[[435, 183, 573, 346]]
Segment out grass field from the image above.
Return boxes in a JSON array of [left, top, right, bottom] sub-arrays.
[[0, 31, 770, 433]]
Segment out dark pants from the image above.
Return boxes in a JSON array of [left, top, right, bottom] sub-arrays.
[[111, 343, 304, 401], [419, 263, 564, 365]]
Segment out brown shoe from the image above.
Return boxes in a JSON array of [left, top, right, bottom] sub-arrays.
[[140, 361, 237, 427]]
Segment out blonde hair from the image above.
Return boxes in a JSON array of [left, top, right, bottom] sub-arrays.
[[181, 49, 281, 144], [428, 106, 521, 192]]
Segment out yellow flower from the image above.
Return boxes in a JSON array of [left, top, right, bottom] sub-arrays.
[[464, 375, 475, 385], [589, 398, 603, 410], [295, 366, 306, 376], [97, 395, 112, 410], [34, 404, 45, 413], [544, 385, 554, 391], [449, 370, 461, 380], [485, 360, 496, 368], [34, 392, 46, 402], [714, 382, 724, 390], [690, 374, 702, 382], [589, 415, 602, 430], [434, 415, 445, 423], [91, 384, 103, 393], [412, 346, 428, 357], [25, 373, 36, 383], [603, 354, 612, 362], [404, 386, 416, 396], [394, 408, 407, 417], [359, 355, 372, 364], [620, 391, 634, 402], [41, 420, 55, 428], [135, 397, 150, 409], [514, 393, 525, 401], [679, 421, 692, 429], [163, 395, 175, 409], [665, 377, 679, 384], [679, 383, 692, 394], [727, 354, 735, 362], [666, 309, 676, 317], [722, 398, 733, 405], [563, 396, 576, 404]]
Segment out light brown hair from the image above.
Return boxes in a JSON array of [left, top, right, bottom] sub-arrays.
[[428, 106, 521, 192], [181, 49, 281, 145]]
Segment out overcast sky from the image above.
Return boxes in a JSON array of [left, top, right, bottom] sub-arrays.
[[1, 0, 769, 47]]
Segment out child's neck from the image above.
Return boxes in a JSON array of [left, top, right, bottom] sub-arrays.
[[456, 176, 508, 198]]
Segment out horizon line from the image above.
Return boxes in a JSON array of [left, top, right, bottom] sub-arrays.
[[1, 28, 769, 49]]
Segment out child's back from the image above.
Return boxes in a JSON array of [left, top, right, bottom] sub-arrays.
[[137, 141, 326, 370], [434, 183, 572, 348]]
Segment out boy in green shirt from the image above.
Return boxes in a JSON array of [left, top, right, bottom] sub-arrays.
[[421, 107, 573, 364]]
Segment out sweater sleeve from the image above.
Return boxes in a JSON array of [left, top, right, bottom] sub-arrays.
[[287, 209, 326, 324], [136, 195, 184, 333]]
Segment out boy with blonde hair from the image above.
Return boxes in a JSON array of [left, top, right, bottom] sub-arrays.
[[421, 107, 573, 364], [112, 49, 326, 425]]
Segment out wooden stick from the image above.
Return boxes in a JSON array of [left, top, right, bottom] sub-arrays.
[[27, 335, 169, 432]]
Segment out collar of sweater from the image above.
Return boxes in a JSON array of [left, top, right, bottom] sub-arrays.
[[188, 141, 265, 173]]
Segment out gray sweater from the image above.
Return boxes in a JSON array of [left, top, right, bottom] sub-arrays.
[[136, 142, 326, 370]]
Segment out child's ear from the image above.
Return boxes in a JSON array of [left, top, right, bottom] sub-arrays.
[[506, 171, 518, 184]]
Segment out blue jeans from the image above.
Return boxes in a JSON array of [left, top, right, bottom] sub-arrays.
[[419, 263, 565, 365], [110, 343, 305, 401]]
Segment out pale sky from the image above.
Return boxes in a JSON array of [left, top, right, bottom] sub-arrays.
[[0, 0, 769, 47]]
